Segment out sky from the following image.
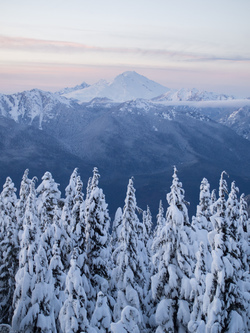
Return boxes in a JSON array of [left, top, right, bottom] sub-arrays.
[[0, 0, 250, 97]]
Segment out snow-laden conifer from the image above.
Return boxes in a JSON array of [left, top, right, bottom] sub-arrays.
[[70, 175, 85, 251], [188, 242, 208, 332], [239, 194, 250, 267], [25, 245, 56, 332], [49, 242, 66, 333], [112, 178, 145, 329], [36, 171, 61, 231], [153, 200, 165, 240], [91, 291, 112, 333], [0, 177, 18, 324], [151, 200, 165, 270], [12, 178, 41, 331], [61, 200, 74, 271], [192, 178, 212, 232], [16, 169, 31, 243], [70, 174, 93, 312], [51, 205, 68, 270], [205, 173, 247, 332], [210, 189, 217, 215], [59, 248, 95, 333], [65, 168, 79, 212], [111, 306, 140, 333], [61, 168, 80, 264], [85, 168, 111, 315], [151, 167, 195, 332], [111, 207, 123, 252], [192, 177, 213, 269]]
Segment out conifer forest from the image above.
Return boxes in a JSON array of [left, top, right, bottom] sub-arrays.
[[0, 167, 249, 333]]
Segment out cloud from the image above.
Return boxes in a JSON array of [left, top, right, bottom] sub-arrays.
[[1, 34, 250, 64]]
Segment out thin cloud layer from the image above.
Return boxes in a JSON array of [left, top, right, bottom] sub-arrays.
[[1, 35, 249, 64]]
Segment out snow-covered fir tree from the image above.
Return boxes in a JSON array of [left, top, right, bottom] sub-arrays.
[[12, 178, 41, 332], [91, 291, 112, 333], [15, 169, 31, 244], [36, 171, 61, 231], [70, 175, 85, 251], [51, 205, 68, 271], [192, 177, 213, 270], [192, 177, 213, 233], [85, 167, 111, 315], [112, 178, 145, 330], [153, 200, 165, 242], [0, 177, 18, 324], [69, 174, 93, 318], [111, 207, 123, 252], [65, 168, 79, 212], [205, 172, 247, 332], [151, 167, 195, 332], [60, 168, 80, 266], [188, 242, 207, 332], [29, 245, 56, 332], [111, 306, 140, 333], [49, 242, 66, 333], [59, 248, 95, 333], [239, 194, 250, 268]]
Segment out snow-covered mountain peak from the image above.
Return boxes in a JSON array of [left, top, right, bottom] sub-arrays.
[[57, 82, 89, 95], [0, 88, 72, 129], [153, 88, 235, 102], [63, 71, 169, 103]]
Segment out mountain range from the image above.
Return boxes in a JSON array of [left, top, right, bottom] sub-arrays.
[[0, 71, 250, 217]]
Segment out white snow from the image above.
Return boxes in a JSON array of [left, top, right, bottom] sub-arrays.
[[153, 87, 235, 102], [63, 71, 169, 103]]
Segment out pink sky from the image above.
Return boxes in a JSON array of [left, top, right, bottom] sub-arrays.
[[0, 0, 249, 97]]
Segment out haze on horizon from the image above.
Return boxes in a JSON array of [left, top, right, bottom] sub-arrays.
[[0, 0, 250, 97]]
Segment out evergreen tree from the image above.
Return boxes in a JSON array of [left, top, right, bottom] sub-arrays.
[[111, 207, 123, 252], [71, 175, 85, 251], [205, 173, 247, 332], [153, 200, 165, 241], [192, 178, 212, 232], [188, 242, 207, 332], [59, 248, 95, 333], [91, 291, 112, 333], [69, 174, 93, 318], [111, 306, 140, 333], [151, 167, 194, 332], [65, 168, 79, 212], [16, 169, 31, 243], [12, 178, 41, 332], [49, 242, 66, 333], [112, 178, 145, 329], [36, 171, 61, 231], [0, 177, 18, 324], [85, 168, 111, 314], [239, 194, 250, 268], [51, 205, 68, 270], [61, 168, 80, 265], [192, 177, 213, 269], [151, 200, 166, 274], [27, 245, 56, 332], [61, 200, 74, 271]]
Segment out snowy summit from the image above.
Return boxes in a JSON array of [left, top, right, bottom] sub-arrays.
[[62, 71, 169, 103]]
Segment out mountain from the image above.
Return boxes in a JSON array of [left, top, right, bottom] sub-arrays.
[[153, 88, 235, 102], [0, 115, 91, 192], [0, 73, 250, 217], [62, 71, 169, 103], [219, 105, 250, 140], [0, 89, 75, 129], [35, 99, 250, 216], [57, 82, 90, 95]]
